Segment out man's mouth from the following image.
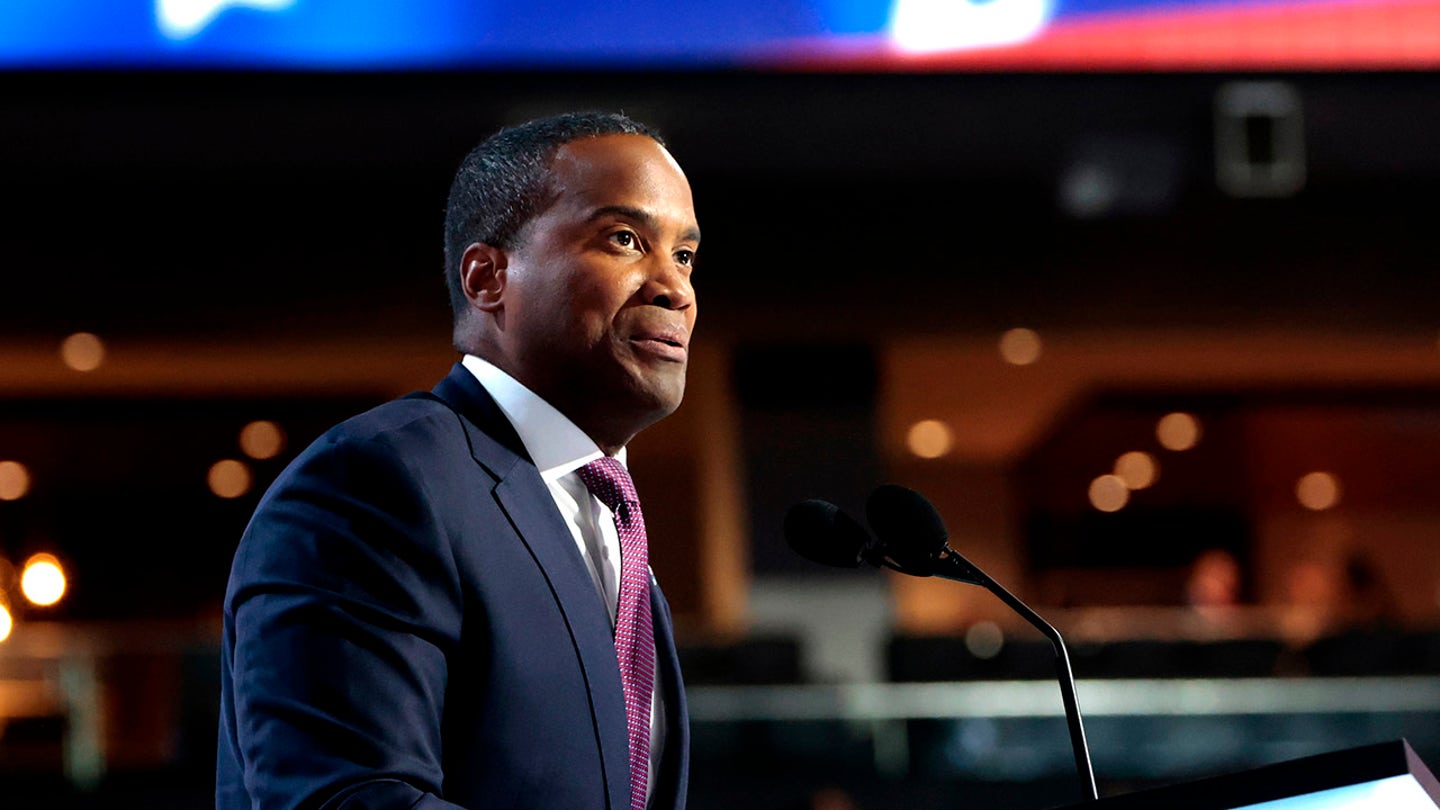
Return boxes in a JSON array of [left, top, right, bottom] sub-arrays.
[[629, 330, 688, 361]]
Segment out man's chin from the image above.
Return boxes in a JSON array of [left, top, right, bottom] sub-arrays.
[[624, 372, 687, 421], [640, 383, 686, 420]]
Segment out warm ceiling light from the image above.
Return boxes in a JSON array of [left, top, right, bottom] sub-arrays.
[[1113, 451, 1159, 490], [1156, 412, 1202, 451], [1296, 471, 1342, 511], [60, 332, 106, 372], [1089, 474, 1130, 512], [998, 327, 1043, 366], [906, 419, 954, 459], [0, 603, 11, 643], [0, 461, 30, 501], [21, 553, 66, 607], [239, 420, 287, 460], [208, 459, 253, 499]]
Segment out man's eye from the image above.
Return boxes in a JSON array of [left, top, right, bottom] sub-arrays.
[[675, 249, 695, 267], [612, 231, 638, 248]]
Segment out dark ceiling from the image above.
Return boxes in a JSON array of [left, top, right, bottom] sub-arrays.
[[4, 69, 1440, 343]]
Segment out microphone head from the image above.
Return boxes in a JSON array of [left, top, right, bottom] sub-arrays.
[[866, 484, 950, 568], [783, 499, 876, 569]]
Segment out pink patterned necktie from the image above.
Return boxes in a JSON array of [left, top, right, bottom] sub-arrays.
[[577, 457, 655, 810]]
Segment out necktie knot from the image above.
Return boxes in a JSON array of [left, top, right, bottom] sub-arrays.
[[577, 456, 638, 516]]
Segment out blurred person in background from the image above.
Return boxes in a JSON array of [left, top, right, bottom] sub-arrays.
[[1338, 551, 1402, 632], [1185, 547, 1243, 612], [1278, 558, 1342, 645], [1183, 547, 1248, 637], [217, 111, 701, 809]]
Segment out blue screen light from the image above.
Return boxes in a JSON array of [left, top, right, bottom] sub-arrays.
[[3, 0, 1438, 71], [156, 0, 298, 41]]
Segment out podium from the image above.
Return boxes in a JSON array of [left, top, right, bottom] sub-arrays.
[[1059, 739, 1440, 809]]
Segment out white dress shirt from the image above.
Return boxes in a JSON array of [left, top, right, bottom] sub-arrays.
[[461, 354, 664, 803]]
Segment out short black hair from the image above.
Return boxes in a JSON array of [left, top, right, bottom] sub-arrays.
[[442, 110, 664, 324]]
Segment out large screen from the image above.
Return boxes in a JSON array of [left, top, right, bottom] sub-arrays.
[[2, 0, 1439, 71]]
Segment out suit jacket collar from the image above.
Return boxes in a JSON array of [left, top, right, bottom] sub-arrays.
[[432, 362, 529, 477], [431, 363, 635, 809], [431, 363, 689, 808]]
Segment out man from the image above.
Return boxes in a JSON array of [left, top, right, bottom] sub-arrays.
[[217, 111, 699, 809]]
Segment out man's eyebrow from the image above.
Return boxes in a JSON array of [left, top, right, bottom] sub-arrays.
[[587, 205, 701, 244]]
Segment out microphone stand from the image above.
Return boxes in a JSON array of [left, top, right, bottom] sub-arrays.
[[932, 549, 1099, 802]]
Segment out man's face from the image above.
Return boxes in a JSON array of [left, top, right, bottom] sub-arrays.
[[497, 133, 700, 450]]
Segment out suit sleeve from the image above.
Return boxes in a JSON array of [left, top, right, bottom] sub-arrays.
[[226, 431, 470, 810]]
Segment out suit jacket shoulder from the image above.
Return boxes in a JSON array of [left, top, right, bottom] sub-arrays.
[[218, 362, 686, 810]]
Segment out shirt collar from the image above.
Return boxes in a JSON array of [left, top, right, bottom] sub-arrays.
[[460, 355, 626, 482]]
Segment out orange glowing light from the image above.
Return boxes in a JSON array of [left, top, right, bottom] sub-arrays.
[[0, 603, 12, 643], [1089, 474, 1130, 512], [1156, 412, 1202, 451], [208, 459, 253, 499], [1296, 471, 1342, 511], [906, 419, 954, 459], [1114, 451, 1160, 490], [21, 553, 66, 607], [239, 420, 287, 460], [998, 328, 1043, 366], [0, 460, 30, 501], [60, 332, 105, 372]]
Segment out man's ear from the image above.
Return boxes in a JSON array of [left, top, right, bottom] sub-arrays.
[[459, 242, 507, 313]]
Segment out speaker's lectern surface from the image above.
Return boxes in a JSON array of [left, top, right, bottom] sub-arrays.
[[1059, 740, 1439, 809]]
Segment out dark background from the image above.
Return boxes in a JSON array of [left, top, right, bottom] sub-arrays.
[[6, 70, 1440, 344], [5, 65, 1440, 809]]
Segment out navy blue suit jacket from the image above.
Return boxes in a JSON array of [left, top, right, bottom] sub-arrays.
[[217, 363, 689, 809]]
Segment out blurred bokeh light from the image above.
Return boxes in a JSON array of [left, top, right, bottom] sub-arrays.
[[1156, 412, 1202, 451], [0, 460, 30, 501], [59, 332, 105, 372], [998, 327, 1043, 366], [906, 419, 954, 459], [1296, 471, 1342, 511], [20, 553, 67, 607], [208, 459, 253, 499], [1089, 473, 1130, 512], [964, 620, 1005, 659], [239, 420, 287, 460], [1114, 450, 1159, 490]]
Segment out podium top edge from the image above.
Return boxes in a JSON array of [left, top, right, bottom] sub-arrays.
[[1059, 739, 1440, 809]]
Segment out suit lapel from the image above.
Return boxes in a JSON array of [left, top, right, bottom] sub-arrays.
[[432, 364, 632, 809]]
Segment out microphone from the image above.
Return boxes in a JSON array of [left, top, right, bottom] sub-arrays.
[[863, 484, 1098, 803], [783, 498, 935, 578], [865, 483, 984, 584], [785, 487, 1099, 802], [783, 499, 879, 569]]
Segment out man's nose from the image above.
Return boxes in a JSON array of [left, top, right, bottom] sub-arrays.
[[644, 261, 694, 311]]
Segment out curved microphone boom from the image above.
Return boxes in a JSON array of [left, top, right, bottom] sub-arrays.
[[865, 484, 1099, 803]]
